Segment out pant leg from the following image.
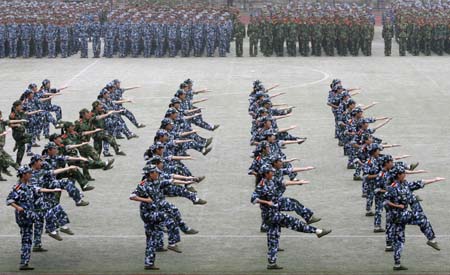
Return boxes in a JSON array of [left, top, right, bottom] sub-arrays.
[[266, 224, 281, 264], [279, 197, 314, 222], [19, 224, 33, 265]]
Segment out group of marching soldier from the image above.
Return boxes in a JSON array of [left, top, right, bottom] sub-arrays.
[[247, 80, 332, 269], [0, 0, 239, 59], [247, 2, 375, 57], [129, 79, 218, 270], [4, 78, 148, 270], [382, 0, 450, 56], [327, 78, 445, 270]]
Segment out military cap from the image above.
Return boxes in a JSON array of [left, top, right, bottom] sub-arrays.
[[165, 107, 178, 116], [381, 154, 394, 165], [63, 121, 74, 129], [48, 134, 61, 142], [142, 164, 161, 175], [13, 100, 22, 107], [368, 143, 382, 154], [351, 107, 363, 116], [260, 164, 275, 174], [155, 129, 168, 138], [92, 101, 102, 108], [160, 118, 174, 128], [184, 79, 193, 84], [17, 165, 32, 177], [390, 166, 406, 178], [45, 142, 58, 150], [29, 154, 43, 164], [170, 97, 182, 105], [42, 79, 50, 86]]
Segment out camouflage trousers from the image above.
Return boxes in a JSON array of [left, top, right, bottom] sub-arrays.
[[142, 210, 181, 266], [392, 210, 435, 265], [47, 39, 56, 58], [60, 40, 69, 58], [163, 185, 197, 203], [80, 38, 88, 58], [50, 179, 83, 204], [92, 37, 101, 57], [249, 38, 258, 57], [265, 212, 317, 264], [34, 39, 44, 58], [22, 39, 31, 58], [0, 147, 17, 170], [34, 205, 69, 247], [12, 131, 32, 165], [9, 38, 18, 58], [0, 39, 5, 57], [19, 224, 33, 265]]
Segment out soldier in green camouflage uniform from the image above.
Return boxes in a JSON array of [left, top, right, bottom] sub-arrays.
[[323, 17, 335, 56], [337, 18, 349, 56], [0, 111, 21, 180], [234, 17, 245, 57], [422, 20, 432, 56], [286, 18, 298, 57], [247, 17, 260, 57], [9, 101, 34, 166], [310, 17, 322, 56], [298, 18, 310, 56], [273, 17, 285, 57], [382, 18, 394, 56], [349, 19, 360, 56], [398, 21, 408, 56], [261, 17, 273, 57]]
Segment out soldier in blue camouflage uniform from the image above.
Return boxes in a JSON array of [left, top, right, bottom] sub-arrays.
[[79, 19, 89, 58], [39, 79, 63, 138], [7, 18, 20, 58], [130, 18, 142, 58], [180, 16, 191, 57], [58, 20, 70, 58], [142, 16, 154, 58], [218, 17, 228, 57], [111, 79, 145, 129], [29, 154, 73, 250], [118, 19, 128, 58], [154, 17, 166, 57], [20, 19, 32, 58], [251, 165, 332, 270], [103, 21, 116, 58], [205, 17, 217, 57], [33, 18, 45, 58], [90, 16, 102, 58], [384, 166, 444, 271], [166, 17, 178, 57], [46, 21, 58, 58], [129, 165, 182, 270], [192, 16, 204, 57], [6, 166, 62, 270], [0, 18, 6, 58]]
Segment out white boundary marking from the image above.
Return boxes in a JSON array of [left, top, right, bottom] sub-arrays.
[[0, 234, 449, 239], [64, 60, 99, 86]]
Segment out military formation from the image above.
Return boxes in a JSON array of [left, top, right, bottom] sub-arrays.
[[382, 0, 450, 56], [130, 79, 218, 270], [4, 78, 150, 270], [247, 80, 332, 269], [0, 0, 239, 59], [327, 78, 445, 270], [247, 2, 375, 57]]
